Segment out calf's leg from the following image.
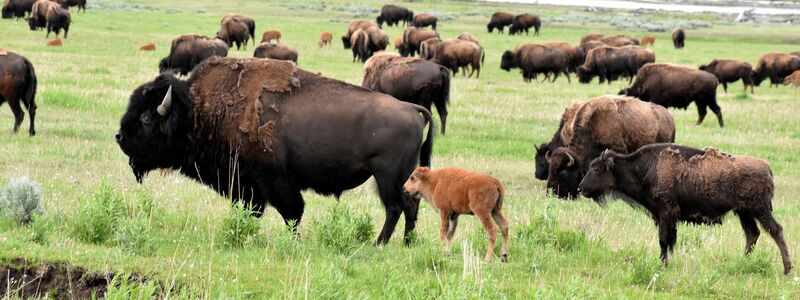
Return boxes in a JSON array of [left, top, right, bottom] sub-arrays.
[[492, 210, 509, 262], [446, 214, 459, 250], [756, 213, 793, 275], [475, 210, 497, 261], [439, 212, 451, 251]]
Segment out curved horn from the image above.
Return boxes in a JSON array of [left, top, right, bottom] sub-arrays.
[[545, 150, 551, 162], [565, 151, 575, 167], [157, 85, 173, 116]]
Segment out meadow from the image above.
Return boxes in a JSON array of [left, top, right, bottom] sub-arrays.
[[1, 0, 800, 298]]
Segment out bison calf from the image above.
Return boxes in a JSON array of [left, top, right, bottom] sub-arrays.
[[641, 36, 655, 47], [46, 37, 62, 46], [138, 42, 155, 51], [784, 70, 800, 87], [260, 30, 281, 44], [404, 167, 509, 262], [579, 144, 792, 275], [319, 31, 332, 47]]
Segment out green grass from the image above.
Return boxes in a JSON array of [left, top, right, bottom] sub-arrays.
[[2, 0, 800, 298]]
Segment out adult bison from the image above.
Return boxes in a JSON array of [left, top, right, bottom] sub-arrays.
[[377, 4, 413, 28], [580, 33, 604, 45], [620, 63, 723, 127], [26, 0, 55, 30], [534, 102, 581, 181], [350, 27, 389, 62], [487, 12, 514, 33], [543, 96, 675, 199], [600, 35, 639, 47], [2, 0, 37, 19], [221, 14, 255, 45], [401, 27, 438, 57], [752, 52, 800, 87], [218, 14, 254, 50], [699, 59, 754, 94], [116, 57, 434, 246], [363, 53, 450, 134], [413, 13, 437, 31], [341, 20, 377, 49], [509, 13, 540, 36], [254, 43, 298, 63], [577, 46, 638, 84], [501, 44, 569, 83], [431, 39, 483, 78], [545, 42, 581, 72], [0, 50, 37, 136], [41, 4, 69, 38], [579, 144, 792, 275], [159, 35, 228, 76], [621, 45, 656, 69], [419, 37, 441, 60], [54, 0, 85, 13], [672, 27, 685, 48]]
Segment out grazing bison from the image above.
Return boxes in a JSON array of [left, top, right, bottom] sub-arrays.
[[0, 50, 37, 136], [413, 13, 437, 31], [622, 45, 656, 70], [350, 27, 389, 62], [641, 36, 655, 47], [620, 63, 722, 127], [116, 57, 434, 245], [341, 20, 377, 49], [534, 102, 581, 181], [260, 30, 281, 44], [55, 0, 85, 13], [544, 96, 675, 199], [2, 0, 37, 19], [403, 167, 509, 262], [159, 35, 228, 76], [545, 42, 581, 72], [401, 27, 438, 57], [580, 33, 604, 45], [431, 39, 483, 78], [254, 43, 298, 63], [599, 35, 639, 47], [139, 42, 155, 51], [27, 0, 56, 30], [363, 54, 450, 134], [752, 52, 800, 87], [419, 37, 441, 60], [509, 13, 541, 36], [579, 144, 792, 275], [577, 46, 638, 84], [575, 40, 605, 67], [319, 31, 332, 47], [46, 37, 61, 46], [218, 16, 250, 50], [487, 12, 514, 33], [377, 4, 413, 28], [221, 14, 256, 45], [699, 59, 754, 94], [784, 70, 800, 87], [672, 27, 685, 49], [457, 32, 479, 46], [501, 44, 570, 83], [43, 4, 69, 38]]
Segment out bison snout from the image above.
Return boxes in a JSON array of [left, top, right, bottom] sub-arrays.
[[115, 132, 123, 144]]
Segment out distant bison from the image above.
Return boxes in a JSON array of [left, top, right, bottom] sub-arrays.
[[350, 27, 388, 62], [672, 27, 685, 49], [487, 12, 514, 33], [139, 42, 156, 51], [254, 43, 298, 63], [0, 50, 37, 136], [377, 4, 413, 28], [159, 35, 228, 76], [579, 144, 792, 275], [413, 13, 437, 31], [46, 37, 61, 46], [509, 13, 540, 36], [431, 39, 483, 78], [577, 46, 638, 84], [784, 70, 800, 87], [545, 42, 581, 72], [319, 31, 332, 47], [501, 43, 569, 83], [622, 45, 656, 70], [218, 16, 251, 50], [54, 0, 85, 13], [116, 57, 433, 246], [419, 37, 441, 60], [620, 63, 722, 127], [260, 30, 281, 44], [27, 0, 56, 30], [341, 20, 377, 49], [544, 96, 675, 199], [752, 52, 800, 87], [2, 0, 37, 19], [221, 14, 256, 45], [580, 33, 604, 45], [457, 32, 479, 46], [641, 36, 655, 47], [401, 27, 438, 57], [699, 59, 754, 94], [599, 35, 639, 47]]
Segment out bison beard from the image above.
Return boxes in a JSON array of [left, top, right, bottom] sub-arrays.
[[117, 57, 434, 246]]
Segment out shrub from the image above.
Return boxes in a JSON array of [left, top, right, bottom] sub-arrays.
[[629, 256, 663, 286], [0, 177, 44, 224], [311, 204, 374, 254], [219, 202, 261, 248], [71, 182, 125, 245], [115, 216, 154, 255]]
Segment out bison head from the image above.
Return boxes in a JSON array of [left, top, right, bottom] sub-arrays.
[[618, 87, 638, 97], [545, 147, 583, 199], [116, 74, 193, 183], [376, 16, 384, 29], [752, 70, 766, 86], [403, 167, 429, 199], [500, 50, 515, 71], [2, 6, 13, 19], [342, 35, 352, 49], [698, 64, 709, 72], [486, 24, 494, 33], [579, 150, 618, 200], [534, 143, 551, 180], [27, 17, 38, 30], [576, 66, 594, 84]]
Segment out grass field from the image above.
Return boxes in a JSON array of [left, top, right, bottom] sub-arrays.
[[2, 0, 800, 298]]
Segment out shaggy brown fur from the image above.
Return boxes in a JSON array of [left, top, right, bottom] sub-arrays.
[[419, 37, 441, 60], [319, 31, 332, 48], [599, 35, 639, 47], [457, 32, 479, 46], [341, 20, 377, 49], [509, 13, 540, 36], [46, 37, 61, 46], [534, 102, 582, 181], [501, 43, 569, 82], [621, 45, 656, 70], [218, 17, 250, 50], [431, 39, 483, 78], [487, 12, 514, 33], [138, 42, 155, 51], [699, 59, 754, 93], [783, 70, 800, 87], [350, 28, 369, 62], [580, 33, 604, 45], [579, 144, 792, 275], [753, 52, 800, 87], [577, 46, 638, 84], [27, 0, 56, 30], [546, 96, 675, 198], [641, 36, 655, 47], [412, 13, 437, 31], [0, 50, 37, 135], [672, 27, 685, 48], [545, 42, 581, 72], [253, 43, 298, 63], [365, 26, 389, 53], [260, 30, 281, 44], [402, 27, 438, 57], [221, 14, 255, 46], [403, 167, 509, 262], [160, 35, 228, 76]]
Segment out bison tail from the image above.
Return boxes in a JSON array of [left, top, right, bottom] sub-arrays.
[[22, 57, 37, 110], [249, 24, 256, 46], [413, 104, 434, 167], [480, 46, 485, 65], [440, 66, 451, 106], [494, 183, 505, 211]]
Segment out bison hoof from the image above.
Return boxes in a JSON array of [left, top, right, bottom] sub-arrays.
[[501, 254, 508, 263]]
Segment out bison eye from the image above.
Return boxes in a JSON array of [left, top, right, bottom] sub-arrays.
[[140, 113, 153, 125]]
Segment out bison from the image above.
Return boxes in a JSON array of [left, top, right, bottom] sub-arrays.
[[46, 37, 61, 46], [401, 27, 438, 57], [501, 44, 570, 83], [579, 144, 792, 275], [363, 54, 450, 134], [509, 13, 540, 36], [580, 33, 604, 45], [27, 0, 56, 31], [218, 16, 251, 50], [752, 52, 800, 87], [413, 13, 437, 31], [0, 50, 37, 136], [543, 96, 675, 199], [377, 4, 413, 28], [260, 30, 281, 45], [341, 20, 377, 49], [784, 70, 800, 87], [577, 46, 638, 84], [430, 39, 483, 78], [254, 43, 298, 63], [221, 14, 256, 46], [54, 0, 85, 13], [545, 42, 581, 72], [457, 32, 479, 46], [403, 167, 509, 262], [599, 35, 639, 47], [350, 27, 389, 62], [641, 36, 655, 47], [672, 27, 685, 49], [699, 59, 754, 94], [139, 42, 156, 51], [621, 63, 722, 127], [2, 0, 37, 19], [419, 37, 441, 60], [159, 35, 228, 76], [534, 102, 581, 181], [319, 31, 332, 47], [116, 57, 434, 246], [487, 12, 514, 33], [621, 45, 656, 70]]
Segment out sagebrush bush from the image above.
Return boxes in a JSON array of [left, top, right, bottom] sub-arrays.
[[311, 204, 374, 254], [0, 177, 44, 224], [219, 202, 261, 248], [71, 182, 125, 245]]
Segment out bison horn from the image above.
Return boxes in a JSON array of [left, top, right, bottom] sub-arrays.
[[157, 85, 173, 116], [545, 150, 551, 162], [566, 151, 575, 167]]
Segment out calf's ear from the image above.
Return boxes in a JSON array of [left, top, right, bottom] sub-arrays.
[[416, 167, 430, 179]]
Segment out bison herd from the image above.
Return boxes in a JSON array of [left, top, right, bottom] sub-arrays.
[[1, 3, 797, 274]]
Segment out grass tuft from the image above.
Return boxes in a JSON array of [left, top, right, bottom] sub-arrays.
[[219, 202, 261, 248], [311, 203, 374, 254], [70, 181, 125, 245]]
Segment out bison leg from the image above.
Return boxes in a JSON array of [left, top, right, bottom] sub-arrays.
[[257, 178, 303, 230], [492, 210, 509, 262], [722, 82, 728, 93], [7, 97, 24, 134], [446, 214, 459, 251], [375, 172, 406, 246], [439, 212, 452, 251], [563, 70, 571, 84], [657, 218, 678, 265], [695, 104, 708, 126], [756, 214, 793, 275], [20, 97, 36, 136], [475, 210, 497, 261], [708, 101, 724, 127], [736, 211, 760, 254]]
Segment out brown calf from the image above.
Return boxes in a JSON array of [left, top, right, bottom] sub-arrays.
[[641, 36, 655, 47], [138, 42, 156, 51], [403, 167, 509, 262], [260, 30, 281, 44], [46, 37, 62, 46], [784, 70, 800, 87], [319, 31, 332, 47]]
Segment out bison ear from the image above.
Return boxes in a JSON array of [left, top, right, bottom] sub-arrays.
[[416, 167, 430, 179]]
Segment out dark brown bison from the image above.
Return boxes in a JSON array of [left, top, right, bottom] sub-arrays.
[[377, 4, 413, 28], [116, 57, 433, 245], [43, 4, 69, 38], [620, 63, 723, 127], [431, 39, 483, 78], [501, 44, 569, 82], [54, 0, 84, 13], [699, 59, 754, 94], [159, 35, 228, 76], [254, 43, 298, 63], [26, 0, 55, 30], [218, 16, 250, 50], [544, 96, 675, 199], [534, 102, 581, 181], [221, 14, 256, 45], [341, 20, 377, 49], [621, 45, 656, 69], [577, 46, 638, 84], [419, 37, 441, 60], [579, 144, 792, 275], [0, 50, 37, 136], [2, 0, 37, 19], [545, 42, 581, 72], [413, 13, 437, 31], [509, 13, 540, 36], [599, 35, 639, 47], [363, 53, 450, 134], [350, 27, 389, 62], [401, 27, 438, 57], [575, 40, 606, 68], [752, 52, 800, 87], [580, 33, 604, 45], [672, 27, 685, 49], [487, 12, 514, 33]]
